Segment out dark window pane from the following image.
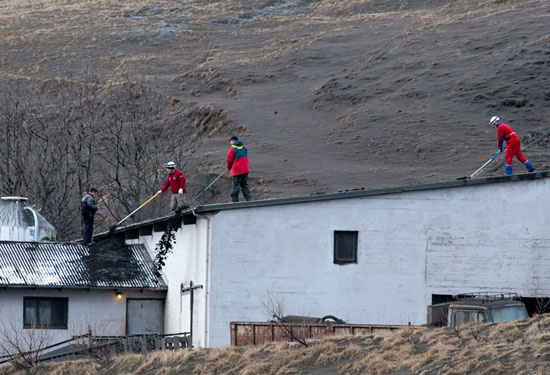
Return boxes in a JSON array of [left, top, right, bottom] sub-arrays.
[[24, 299, 38, 327], [38, 300, 52, 326], [334, 231, 358, 264], [23, 297, 68, 329], [50, 300, 68, 327]]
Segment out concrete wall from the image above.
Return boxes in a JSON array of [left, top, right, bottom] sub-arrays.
[[133, 219, 209, 347], [426, 179, 550, 295], [0, 288, 164, 349], [129, 177, 550, 347], [202, 177, 550, 347]]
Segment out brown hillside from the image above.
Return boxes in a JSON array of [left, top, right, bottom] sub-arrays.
[[0, 0, 549, 233]]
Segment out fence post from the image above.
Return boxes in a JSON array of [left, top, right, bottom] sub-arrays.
[[140, 336, 148, 355], [87, 325, 92, 350], [122, 338, 129, 353]]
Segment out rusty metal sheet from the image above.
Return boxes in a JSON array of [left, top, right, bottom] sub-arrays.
[[230, 322, 411, 346]]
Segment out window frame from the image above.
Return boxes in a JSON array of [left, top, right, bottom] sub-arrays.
[[333, 230, 358, 265], [23, 297, 69, 329]]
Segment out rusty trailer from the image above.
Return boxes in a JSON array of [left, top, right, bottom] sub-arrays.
[[230, 321, 408, 346]]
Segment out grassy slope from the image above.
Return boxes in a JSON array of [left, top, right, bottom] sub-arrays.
[[2, 314, 550, 374]]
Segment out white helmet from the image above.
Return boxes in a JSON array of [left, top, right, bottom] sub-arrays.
[[165, 161, 176, 169], [489, 116, 500, 127]]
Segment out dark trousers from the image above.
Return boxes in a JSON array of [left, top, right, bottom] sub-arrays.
[[231, 173, 252, 202], [82, 214, 95, 245]]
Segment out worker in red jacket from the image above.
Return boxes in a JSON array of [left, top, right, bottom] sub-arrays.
[[157, 161, 187, 212], [227, 136, 252, 202], [490, 116, 535, 175]]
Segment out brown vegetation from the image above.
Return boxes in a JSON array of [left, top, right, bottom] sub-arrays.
[[2, 314, 550, 374], [0, 77, 236, 240]]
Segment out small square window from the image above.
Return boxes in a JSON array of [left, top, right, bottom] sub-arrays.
[[334, 231, 358, 264], [23, 297, 68, 329]]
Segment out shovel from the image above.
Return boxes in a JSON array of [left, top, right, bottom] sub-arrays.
[[457, 148, 505, 180]]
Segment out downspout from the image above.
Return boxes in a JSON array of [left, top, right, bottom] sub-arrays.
[[192, 209, 211, 347], [24, 206, 39, 242]]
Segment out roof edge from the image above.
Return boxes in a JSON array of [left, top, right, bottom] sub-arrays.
[[195, 170, 550, 212], [0, 284, 168, 291], [97, 171, 550, 235]]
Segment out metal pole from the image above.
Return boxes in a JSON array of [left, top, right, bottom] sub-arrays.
[[190, 281, 194, 347], [189, 169, 228, 205], [470, 148, 504, 179], [116, 191, 161, 226], [181, 281, 203, 348]]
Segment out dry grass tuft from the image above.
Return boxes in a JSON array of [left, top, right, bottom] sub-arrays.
[[3, 315, 550, 374]]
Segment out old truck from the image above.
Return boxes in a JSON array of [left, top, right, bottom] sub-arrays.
[[427, 292, 529, 327]]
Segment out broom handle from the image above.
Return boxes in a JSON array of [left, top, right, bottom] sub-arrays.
[[116, 191, 161, 226]]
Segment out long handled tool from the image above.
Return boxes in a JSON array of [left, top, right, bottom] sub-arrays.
[[189, 169, 228, 206], [457, 148, 505, 180], [110, 191, 161, 232]]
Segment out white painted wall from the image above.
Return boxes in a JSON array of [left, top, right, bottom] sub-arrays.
[[133, 177, 550, 348], [206, 198, 428, 347], [135, 219, 209, 347], [426, 179, 550, 296], [202, 178, 550, 347], [0, 288, 164, 350]]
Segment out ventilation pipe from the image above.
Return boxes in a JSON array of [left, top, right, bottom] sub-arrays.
[[0, 196, 56, 242], [23, 206, 39, 242]]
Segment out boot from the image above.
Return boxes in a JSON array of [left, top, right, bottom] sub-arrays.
[[505, 165, 513, 175], [524, 160, 535, 172]]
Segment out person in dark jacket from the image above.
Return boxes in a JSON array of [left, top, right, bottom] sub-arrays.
[[81, 188, 98, 245], [227, 136, 251, 202], [157, 161, 187, 212]]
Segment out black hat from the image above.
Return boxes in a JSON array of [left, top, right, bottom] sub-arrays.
[[230, 136, 239, 141]]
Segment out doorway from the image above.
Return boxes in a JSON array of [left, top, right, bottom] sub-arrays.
[[127, 299, 164, 335]]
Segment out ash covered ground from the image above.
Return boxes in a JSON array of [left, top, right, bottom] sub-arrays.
[[1, 0, 549, 204]]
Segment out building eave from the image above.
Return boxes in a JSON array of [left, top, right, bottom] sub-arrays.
[[0, 284, 168, 291], [98, 171, 550, 237]]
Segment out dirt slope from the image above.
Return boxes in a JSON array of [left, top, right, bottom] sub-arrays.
[[0, 0, 549, 201]]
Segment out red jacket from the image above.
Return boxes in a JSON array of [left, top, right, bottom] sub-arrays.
[[497, 123, 520, 149], [161, 169, 186, 194], [227, 141, 250, 177]]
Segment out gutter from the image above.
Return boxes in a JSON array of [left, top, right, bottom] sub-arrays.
[[0, 285, 168, 291]]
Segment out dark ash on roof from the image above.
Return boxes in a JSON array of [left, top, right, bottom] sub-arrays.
[[0, 238, 166, 290]]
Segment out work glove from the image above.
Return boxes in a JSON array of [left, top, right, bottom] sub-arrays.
[[178, 188, 184, 195]]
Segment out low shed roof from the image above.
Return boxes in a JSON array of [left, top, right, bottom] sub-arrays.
[[0, 239, 166, 290]]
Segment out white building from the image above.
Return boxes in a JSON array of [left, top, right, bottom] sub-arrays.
[[0, 241, 167, 354], [110, 171, 550, 348]]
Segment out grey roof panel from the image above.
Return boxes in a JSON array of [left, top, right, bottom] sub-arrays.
[[0, 240, 166, 290]]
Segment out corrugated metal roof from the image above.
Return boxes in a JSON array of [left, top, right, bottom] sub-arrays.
[[0, 241, 166, 290]]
